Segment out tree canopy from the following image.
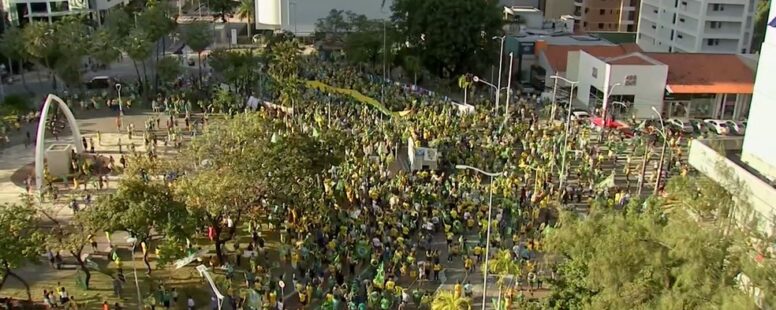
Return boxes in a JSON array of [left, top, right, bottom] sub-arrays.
[[543, 175, 774, 309], [391, 0, 504, 77]]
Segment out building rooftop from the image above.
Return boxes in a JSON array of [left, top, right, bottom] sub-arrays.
[[606, 53, 662, 66], [644, 53, 755, 94], [541, 43, 642, 72], [588, 31, 638, 44]]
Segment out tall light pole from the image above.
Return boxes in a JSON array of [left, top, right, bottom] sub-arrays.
[[126, 237, 142, 310], [651, 106, 668, 196], [115, 83, 123, 116], [504, 52, 514, 119], [493, 36, 507, 113], [550, 75, 579, 189], [455, 164, 505, 310], [600, 82, 622, 127]]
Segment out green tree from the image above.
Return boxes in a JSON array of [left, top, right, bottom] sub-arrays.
[[181, 22, 214, 84], [0, 27, 33, 93], [208, 49, 264, 96], [89, 28, 123, 67], [0, 203, 43, 300], [543, 197, 760, 309], [91, 178, 192, 274], [236, 0, 255, 38], [137, 5, 177, 90], [104, 8, 133, 39], [751, 0, 772, 52], [485, 249, 521, 308], [53, 17, 92, 89], [268, 39, 301, 107], [124, 27, 154, 87], [314, 9, 349, 38], [47, 211, 99, 290], [209, 0, 238, 23], [22, 22, 59, 88], [391, 0, 503, 77], [431, 290, 471, 310], [156, 56, 183, 87]]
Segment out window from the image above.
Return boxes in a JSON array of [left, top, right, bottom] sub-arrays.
[[628, 11, 635, 20], [681, 1, 687, 5], [712, 4, 724, 11], [710, 21, 720, 28], [679, 18, 685, 22], [677, 34, 683, 38], [651, 24, 656, 29], [592, 67, 598, 78], [598, 23, 604, 29], [625, 75, 637, 86], [627, 24, 635, 32], [29, 2, 47, 13], [583, 21, 588, 27], [585, 8, 589, 13], [707, 39, 719, 46], [600, 9, 606, 15], [653, 9, 658, 14]]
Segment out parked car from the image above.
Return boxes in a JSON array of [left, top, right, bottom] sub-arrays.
[[725, 120, 746, 135], [704, 119, 730, 135], [667, 118, 694, 133], [689, 119, 709, 134], [570, 109, 590, 122], [85, 76, 118, 90]]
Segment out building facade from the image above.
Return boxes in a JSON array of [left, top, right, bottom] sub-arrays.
[[538, 44, 755, 119], [741, 1, 776, 182], [573, 0, 641, 32], [637, 0, 756, 53], [2, 0, 125, 25]]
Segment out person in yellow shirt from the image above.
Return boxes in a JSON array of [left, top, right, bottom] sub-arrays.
[[454, 281, 462, 298], [385, 276, 396, 292], [464, 256, 473, 276], [473, 245, 483, 262]]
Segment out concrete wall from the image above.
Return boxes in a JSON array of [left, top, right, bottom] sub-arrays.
[[689, 139, 776, 236], [741, 1, 776, 182], [608, 63, 668, 118]]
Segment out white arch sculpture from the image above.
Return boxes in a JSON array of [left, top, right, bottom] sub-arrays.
[[35, 94, 85, 191]]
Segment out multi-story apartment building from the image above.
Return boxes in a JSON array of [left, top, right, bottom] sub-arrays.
[[573, 0, 641, 32], [637, 0, 756, 53]]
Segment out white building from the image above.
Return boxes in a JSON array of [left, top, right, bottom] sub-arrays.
[[2, 0, 126, 25], [637, 0, 756, 54], [741, 4, 776, 183], [538, 43, 756, 119], [686, 5, 775, 307]]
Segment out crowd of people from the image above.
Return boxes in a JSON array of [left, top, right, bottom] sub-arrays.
[[169, 59, 665, 309], [5, 51, 693, 309]]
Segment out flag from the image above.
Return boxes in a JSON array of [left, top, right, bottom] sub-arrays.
[[769, 16, 776, 28], [105, 231, 112, 245], [595, 172, 616, 190], [373, 262, 385, 287]]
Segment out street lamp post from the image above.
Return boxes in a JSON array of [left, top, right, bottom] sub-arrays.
[[127, 237, 142, 310], [455, 164, 505, 310], [600, 82, 622, 138], [651, 106, 668, 196], [472, 76, 507, 104], [549, 75, 579, 189], [493, 36, 507, 113], [504, 52, 514, 120], [116, 83, 123, 116]]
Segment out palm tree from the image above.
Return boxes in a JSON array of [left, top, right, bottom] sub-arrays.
[[458, 74, 473, 105], [236, 0, 255, 39], [485, 249, 521, 309], [431, 290, 471, 310]]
